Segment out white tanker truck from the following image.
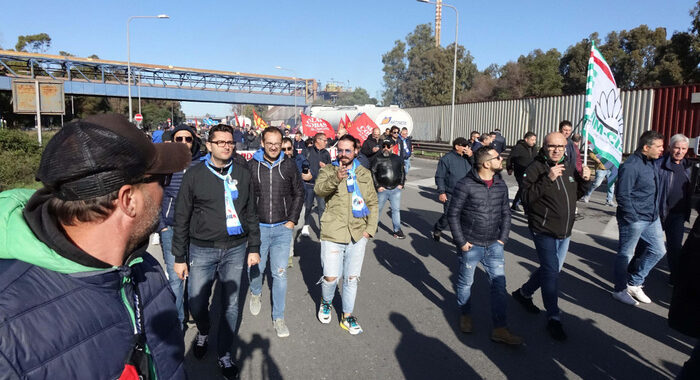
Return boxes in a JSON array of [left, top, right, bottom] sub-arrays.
[[309, 105, 414, 136]]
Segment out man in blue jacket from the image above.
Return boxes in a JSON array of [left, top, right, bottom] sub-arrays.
[[655, 134, 691, 285], [0, 113, 190, 379], [432, 137, 472, 242], [612, 130, 666, 306], [448, 146, 522, 345]]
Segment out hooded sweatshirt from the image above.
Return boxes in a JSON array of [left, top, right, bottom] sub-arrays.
[[0, 189, 185, 379]]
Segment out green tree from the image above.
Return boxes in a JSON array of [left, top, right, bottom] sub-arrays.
[[381, 40, 406, 106], [600, 26, 668, 89], [560, 34, 601, 95], [15, 33, 51, 53], [518, 48, 563, 97]]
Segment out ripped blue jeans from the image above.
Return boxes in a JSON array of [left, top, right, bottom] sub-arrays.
[[319, 238, 367, 314], [456, 241, 507, 328]]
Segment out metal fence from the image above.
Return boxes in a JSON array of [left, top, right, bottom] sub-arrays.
[[406, 89, 655, 154]]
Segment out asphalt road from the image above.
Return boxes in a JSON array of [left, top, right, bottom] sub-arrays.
[[148, 157, 695, 380]]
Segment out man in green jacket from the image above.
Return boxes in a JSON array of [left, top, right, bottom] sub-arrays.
[[314, 135, 378, 335]]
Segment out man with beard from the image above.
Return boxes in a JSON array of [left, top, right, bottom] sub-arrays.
[[315, 135, 378, 335], [247, 127, 304, 338], [511, 132, 590, 341], [0, 114, 190, 379], [432, 137, 473, 242], [507, 132, 538, 212], [172, 124, 261, 379], [448, 147, 522, 345], [370, 139, 406, 239], [361, 127, 384, 162]]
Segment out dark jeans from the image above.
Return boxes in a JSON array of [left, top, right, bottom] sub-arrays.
[[188, 242, 246, 356], [678, 341, 700, 380], [159, 227, 185, 323], [456, 242, 507, 328], [512, 175, 524, 208], [521, 231, 570, 320], [664, 212, 686, 283], [304, 182, 325, 227], [433, 196, 452, 232]]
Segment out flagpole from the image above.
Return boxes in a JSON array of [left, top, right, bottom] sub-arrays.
[[582, 42, 596, 168]]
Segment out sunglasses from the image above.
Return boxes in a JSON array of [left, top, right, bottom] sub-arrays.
[[337, 149, 355, 155], [282, 147, 294, 152], [175, 136, 193, 143], [133, 174, 172, 187]]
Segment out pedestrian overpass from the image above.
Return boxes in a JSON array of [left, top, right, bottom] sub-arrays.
[[0, 50, 313, 106]]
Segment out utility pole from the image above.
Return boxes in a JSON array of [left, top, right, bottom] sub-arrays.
[[435, 0, 442, 47]]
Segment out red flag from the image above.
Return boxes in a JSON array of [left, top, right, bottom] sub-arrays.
[[346, 113, 376, 145], [338, 115, 346, 130], [301, 113, 336, 139], [233, 112, 241, 127], [253, 110, 268, 129], [345, 114, 352, 129], [392, 143, 400, 155]]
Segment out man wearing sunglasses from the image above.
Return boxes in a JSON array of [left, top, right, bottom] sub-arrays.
[[172, 124, 261, 379], [370, 139, 406, 239], [158, 124, 205, 329], [0, 114, 190, 379], [246, 127, 304, 338]]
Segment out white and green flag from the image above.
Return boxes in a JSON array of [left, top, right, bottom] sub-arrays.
[[583, 41, 623, 184]]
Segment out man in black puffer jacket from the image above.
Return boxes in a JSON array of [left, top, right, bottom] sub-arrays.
[[507, 132, 538, 211], [0, 114, 189, 379], [447, 146, 522, 346], [247, 127, 304, 338], [370, 140, 406, 239]]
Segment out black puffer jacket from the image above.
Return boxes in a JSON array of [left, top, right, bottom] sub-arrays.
[[370, 153, 405, 190], [248, 149, 305, 225], [506, 140, 537, 178], [522, 151, 588, 238], [447, 169, 511, 248]]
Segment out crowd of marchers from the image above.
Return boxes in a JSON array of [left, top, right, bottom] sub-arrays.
[[0, 113, 697, 380]]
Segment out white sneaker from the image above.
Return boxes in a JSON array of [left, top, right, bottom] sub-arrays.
[[249, 293, 262, 316], [273, 318, 290, 338], [301, 225, 310, 237], [582, 195, 590, 203], [318, 301, 332, 324], [627, 285, 652, 304], [612, 290, 639, 306]]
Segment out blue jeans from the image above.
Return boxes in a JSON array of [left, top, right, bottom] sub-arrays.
[[304, 182, 325, 227], [585, 169, 615, 203], [159, 227, 185, 323], [320, 238, 368, 314], [521, 232, 570, 319], [456, 242, 507, 328], [248, 224, 293, 320], [664, 212, 686, 282], [614, 218, 666, 292], [404, 157, 411, 174], [377, 187, 402, 232], [188, 242, 246, 356]]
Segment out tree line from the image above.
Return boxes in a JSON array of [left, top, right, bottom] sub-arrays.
[[382, 2, 700, 107]]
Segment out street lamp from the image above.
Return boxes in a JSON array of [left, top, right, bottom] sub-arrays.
[[127, 14, 169, 123], [275, 66, 298, 127], [417, 0, 458, 143]]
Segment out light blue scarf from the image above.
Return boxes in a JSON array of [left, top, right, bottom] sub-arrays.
[[332, 159, 370, 218], [203, 154, 243, 235]]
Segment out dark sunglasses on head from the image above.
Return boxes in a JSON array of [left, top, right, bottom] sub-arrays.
[[175, 136, 193, 143], [133, 174, 172, 187]]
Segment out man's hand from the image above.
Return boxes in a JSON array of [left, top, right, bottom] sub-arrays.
[[284, 221, 295, 229], [397, 185, 403, 190], [507, 169, 513, 176], [301, 172, 312, 181], [336, 164, 348, 181], [461, 242, 473, 252], [319, 162, 326, 168], [247, 252, 261, 267], [174, 262, 188, 280], [372, 146, 379, 152], [582, 166, 591, 181], [362, 231, 370, 239], [438, 193, 448, 203], [377, 186, 385, 192], [548, 164, 566, 181]]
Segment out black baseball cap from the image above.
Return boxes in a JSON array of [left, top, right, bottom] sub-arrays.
[[37, 113, 191, 200], [381, 139, 393, 147]]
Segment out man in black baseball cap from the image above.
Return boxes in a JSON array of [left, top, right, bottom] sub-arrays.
[[0, 113, 190, 379]]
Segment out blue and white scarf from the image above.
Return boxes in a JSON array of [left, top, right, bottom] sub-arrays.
[[333, 159, 370, 218], [204, 154, 243, 235]]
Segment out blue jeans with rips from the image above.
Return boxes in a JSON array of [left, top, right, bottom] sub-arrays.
[[248, 224, 293, 320], [320, 238, 368, 314], [456, 242, 507, 328], [377, 187, 402, 232], [521, 231, 570, 320], [159, 227, 185, 323], [585, 169, 615, 203], [614, 218, 666, 292], [188, 242, 246, 356]]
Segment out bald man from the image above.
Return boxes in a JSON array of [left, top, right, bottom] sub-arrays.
[[361, 128, 384, 161], [511, 132, 590, 342]]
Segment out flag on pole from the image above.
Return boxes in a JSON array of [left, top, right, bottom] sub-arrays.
[[344, 114, 352, 130], [300, 113, 336, 139], [253, 110, 268, 129], [346, 113, 376, 145], [583, 41, 623, 184], [233, 112, 241, 127], [338, 115, 347, 130]]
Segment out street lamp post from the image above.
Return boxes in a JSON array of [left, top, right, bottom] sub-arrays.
[[127, 14, 169, 123], [417, 0, 458, 143], [275, 66, 298, 127]]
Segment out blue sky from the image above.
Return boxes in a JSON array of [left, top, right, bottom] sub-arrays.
[[0, 0, 696, 117]]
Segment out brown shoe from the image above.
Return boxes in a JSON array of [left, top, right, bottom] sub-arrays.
[[459, 314, 472, 333], [491, 327, 523, 345]]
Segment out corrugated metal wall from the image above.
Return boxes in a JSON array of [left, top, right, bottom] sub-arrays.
[[406, 89, 655, 154], [652, 84, 700, 148]]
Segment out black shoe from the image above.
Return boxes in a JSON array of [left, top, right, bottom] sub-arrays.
[[574, 213, 585, 221], [432, 230, 441, 242], [393, 230, 406, 239], [218, 353, 240, 380], [511, 204, 522, 212], [511, 289, 540, 314], [546, 319, 567, 341], [192, 333, 208, 359]]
